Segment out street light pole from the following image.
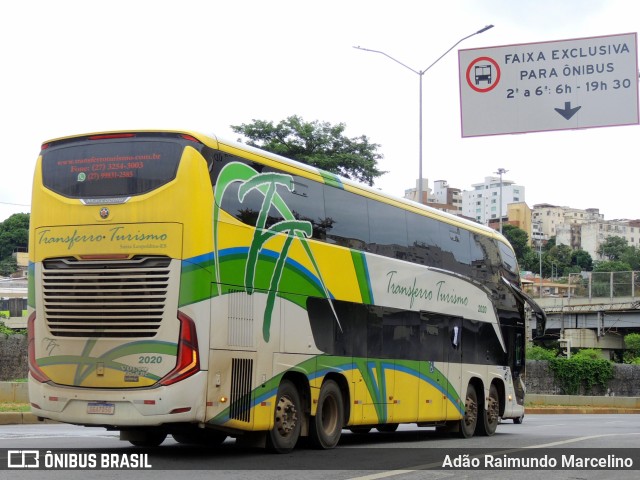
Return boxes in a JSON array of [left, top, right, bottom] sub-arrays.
[[536, 222, 543, 298], [353, 25, 494, 204], [495, 167, 508, 233]]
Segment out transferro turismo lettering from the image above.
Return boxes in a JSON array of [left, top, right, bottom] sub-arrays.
[[37, 229, 106, 250], [386, 271, 469, 309], [37, 227, 168, 250]]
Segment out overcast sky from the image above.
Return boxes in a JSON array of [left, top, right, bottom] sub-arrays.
[[2, 0, 639, 222]]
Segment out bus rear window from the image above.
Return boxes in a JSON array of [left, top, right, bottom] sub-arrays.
[[41, 140, 183, 198]]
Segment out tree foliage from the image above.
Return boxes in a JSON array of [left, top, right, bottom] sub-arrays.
[[623, 333, 640, 364], [593, 260, 632, 273], [571, 249, 593, 271], [549, 353, 613, 395], [231, 115, 386, 186], [501, 225, 529, 260], [597, 236, 628, 261], [0, 213, 29, 272]]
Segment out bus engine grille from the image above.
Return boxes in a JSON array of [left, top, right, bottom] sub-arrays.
[[230, 358, 253, 422], [42, 256, 172, 338]]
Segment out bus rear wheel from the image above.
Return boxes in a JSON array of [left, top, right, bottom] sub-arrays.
[[376, 423, 399, 433], [267, 380, 302, 453], [124, 430, 167, 447], [172, 430, 227, 446], [310, 380, 344, 449], [477, 383, 499, 436], [459, 384, 478, 438]]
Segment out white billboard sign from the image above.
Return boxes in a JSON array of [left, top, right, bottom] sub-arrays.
[[458, 33, 639, 137]]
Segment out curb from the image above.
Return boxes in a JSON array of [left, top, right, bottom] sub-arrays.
[[526, 406, 640, 415], [0, 412, 58, 425]]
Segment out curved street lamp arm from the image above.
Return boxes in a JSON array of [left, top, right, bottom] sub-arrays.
[[352, 46, 420, 76], [421, 25, 494, 74]]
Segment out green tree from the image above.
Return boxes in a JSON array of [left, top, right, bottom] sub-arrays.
[[597, 236, 628, 261], [0, 213, 29, 267], [231, 116, 385, 186], [501, 224, 530, 261], [545, 243, 573, 278], [593, 260, 632, 272], [521, 249, 541, 274], [620, 245, 640, 271], [571, 249, 593, 271], [623, 333, 640, 363]]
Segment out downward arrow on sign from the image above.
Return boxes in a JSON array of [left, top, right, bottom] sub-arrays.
[[555, 102, 582, 120]]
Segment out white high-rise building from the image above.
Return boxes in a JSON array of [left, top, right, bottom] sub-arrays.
[[462, 176, 525, 225]]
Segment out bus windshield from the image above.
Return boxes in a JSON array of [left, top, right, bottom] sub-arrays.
[[41, 137, 184, 198]]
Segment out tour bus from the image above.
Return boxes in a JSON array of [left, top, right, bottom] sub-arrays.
[[28, 130, 545, 452]]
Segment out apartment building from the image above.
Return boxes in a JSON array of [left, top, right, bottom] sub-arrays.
[[461, 176, 525, 225]]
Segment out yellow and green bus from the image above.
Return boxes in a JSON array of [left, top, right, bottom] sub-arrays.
[[28, 130, 545, 452]]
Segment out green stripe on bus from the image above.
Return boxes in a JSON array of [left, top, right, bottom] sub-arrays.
[[319, 170, 343, 189], [351, 251, 373, 304]]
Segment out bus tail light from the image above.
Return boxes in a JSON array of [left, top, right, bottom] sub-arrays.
[[28, 312, 51, 384], [159, 312, 200, 386]]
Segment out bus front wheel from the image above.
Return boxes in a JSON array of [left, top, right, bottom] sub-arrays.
[[310, 380, 344, 449], [267, 380, 302, 453]]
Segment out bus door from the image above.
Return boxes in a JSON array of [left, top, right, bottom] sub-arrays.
[[418, 312, 447, 422]]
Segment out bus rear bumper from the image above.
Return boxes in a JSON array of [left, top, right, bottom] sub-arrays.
[[28, 371, 207, 427]]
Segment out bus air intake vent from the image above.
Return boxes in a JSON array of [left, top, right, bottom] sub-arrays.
[[230, 358, 253, 422], [42, 255, 171, 338]]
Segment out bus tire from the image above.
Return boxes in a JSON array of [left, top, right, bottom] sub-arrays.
[[310, 380, 344, 449], [349, 426, 372, 434], [459, 383, 478, 438], [478, 383, 499, 436], [172, 430, 227, 446], [127, 430, 167, 447], [267, 380, 302, 453], [376, 423, 399, 433]]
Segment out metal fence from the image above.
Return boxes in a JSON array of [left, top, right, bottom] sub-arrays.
[[567, 271, 640, 299]]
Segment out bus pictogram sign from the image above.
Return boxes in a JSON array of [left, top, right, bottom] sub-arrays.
[[465, 56, 501, 93]]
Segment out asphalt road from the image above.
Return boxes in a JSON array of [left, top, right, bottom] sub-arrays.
[[0, 414, 639, 479]]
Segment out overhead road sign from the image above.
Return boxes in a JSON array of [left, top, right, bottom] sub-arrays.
[[458, 33, 639, 137]]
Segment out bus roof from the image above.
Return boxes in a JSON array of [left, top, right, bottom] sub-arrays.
[[40, 129, 510, 246]]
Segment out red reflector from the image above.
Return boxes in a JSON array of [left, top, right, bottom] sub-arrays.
[[169, 407, 191, 414], [49, 396, 59, 402], [143, 400, 156, 405], [41, 143, 50, 150], [88, 133, 136, 140], [180, 134, 200, 143], [31, 403, 42, 410]]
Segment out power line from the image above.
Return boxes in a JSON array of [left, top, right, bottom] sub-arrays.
[[0, 201, 30, 207]]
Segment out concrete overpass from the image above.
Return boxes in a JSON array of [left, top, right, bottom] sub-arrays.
[[532, 294, 640, 354]]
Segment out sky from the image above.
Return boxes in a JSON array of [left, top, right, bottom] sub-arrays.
[[2, 0, 639, 222]]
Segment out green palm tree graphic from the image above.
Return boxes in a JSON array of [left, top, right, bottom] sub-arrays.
[[214, 162, 338, 342]]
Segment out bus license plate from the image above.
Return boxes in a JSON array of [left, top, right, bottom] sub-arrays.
[[87, 402, 115, 415]]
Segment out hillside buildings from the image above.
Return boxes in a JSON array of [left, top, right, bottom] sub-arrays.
[[406, 177, 639, 261]]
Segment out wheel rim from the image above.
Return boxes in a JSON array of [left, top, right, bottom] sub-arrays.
[[465, 394, 477, 427], [486, 394, 499, 425], [275, 394, 298, 437]]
